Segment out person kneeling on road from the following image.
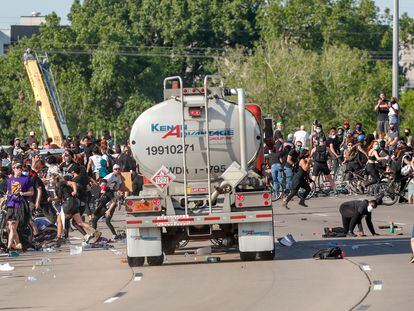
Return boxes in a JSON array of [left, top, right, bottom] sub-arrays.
[[92, 164, 123, 240], [339, 199, 380, 237]]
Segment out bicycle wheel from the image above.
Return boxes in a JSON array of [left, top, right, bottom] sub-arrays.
[[375, 182, 399, 206], [316, 173, 331, 195], [298, 180, 316, 199]]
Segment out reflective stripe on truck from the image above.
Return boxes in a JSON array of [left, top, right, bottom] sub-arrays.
[[125, 211, 273, 228]]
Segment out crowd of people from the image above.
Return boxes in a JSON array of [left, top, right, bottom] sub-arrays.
[[0, 129, 143, 253], [264, 92, 414, 209]]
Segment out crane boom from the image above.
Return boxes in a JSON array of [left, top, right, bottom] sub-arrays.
[[24, 55, 68, 146]]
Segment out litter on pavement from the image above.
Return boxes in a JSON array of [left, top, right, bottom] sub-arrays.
[[0, 263, 15, 271]]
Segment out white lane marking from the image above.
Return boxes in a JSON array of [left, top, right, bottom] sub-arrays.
[[362, 265, 371, 271], [373, 281, 382, 291], [313, 213, 329, 217], [104, 297, 119, 304], [134, 276, 142, 281], [394, 222, 406, 226]]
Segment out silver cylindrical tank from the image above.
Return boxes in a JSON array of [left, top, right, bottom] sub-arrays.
[[130, 96, 261, 183]]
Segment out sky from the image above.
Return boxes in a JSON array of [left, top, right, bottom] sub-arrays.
[[0, 0, 413, 28]]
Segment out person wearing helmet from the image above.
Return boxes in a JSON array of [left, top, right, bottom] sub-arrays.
[[310, 136, 337, 194]]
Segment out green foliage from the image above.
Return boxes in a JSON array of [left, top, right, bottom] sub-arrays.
[[217, 41, 392, 134], [399, 91, 414, 130], [0, 0, 412, 144]]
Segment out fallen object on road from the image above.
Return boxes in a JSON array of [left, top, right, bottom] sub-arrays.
[[313, 247, 344, 260], [278, 234, 296, 247], [206, 256, 221, 263], [0, 263, 14, 271]]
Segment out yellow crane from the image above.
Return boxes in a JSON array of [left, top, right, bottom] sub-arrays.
[[24, 51, 69, 146]]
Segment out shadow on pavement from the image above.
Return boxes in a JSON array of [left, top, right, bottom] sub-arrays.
[[275, 237, 411, 260]]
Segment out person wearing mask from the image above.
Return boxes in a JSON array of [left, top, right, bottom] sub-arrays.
[[386, 123, 399, 151], [311, 123, 325, 142], [352, 122, 365, 138], [59, 150, 79, 176], [10, 138, 24, 161], [26, 131, 37, 146], [293, 125, 309, 148], [403, 128, 414, 147], [92, 164, 123, 239], [5, 162, 34, 251], [116, 147, 136, 173], [270, 131, 284, 197], [388, 97, 399, 132], [364, 141, 389, 191], [282, 149, 312, 209], [284, 141, 302, 191], [375, 92, 389, 139], [339, 199, 379, 237], [326, 127, 341, 176], [310, 137, 337, 194]]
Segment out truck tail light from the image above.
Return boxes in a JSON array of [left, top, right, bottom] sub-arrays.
[[236, 194, 244, 201], [189, 107, 202, 117], [263, 193, 270, 199]]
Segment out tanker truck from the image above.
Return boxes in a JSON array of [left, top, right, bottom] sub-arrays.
[[125, 75, 274, 266]]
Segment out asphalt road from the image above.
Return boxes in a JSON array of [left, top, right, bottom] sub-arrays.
[[1, 195, 413, 311]]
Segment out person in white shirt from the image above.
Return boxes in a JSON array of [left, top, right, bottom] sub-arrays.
[[293, 125, 310, 148], [87, 147, 102, 179], [388, 97, 399, 131]]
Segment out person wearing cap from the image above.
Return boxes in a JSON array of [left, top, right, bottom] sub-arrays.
[[92, 164, 123, 239], [26, 131, 37, 146], [5, 162, 34, 251]]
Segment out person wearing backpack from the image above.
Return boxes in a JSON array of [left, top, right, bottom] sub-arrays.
[[310, 136, 337, 194]]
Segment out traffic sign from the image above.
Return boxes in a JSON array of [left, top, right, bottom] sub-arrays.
[[151, 166, 176, 192]]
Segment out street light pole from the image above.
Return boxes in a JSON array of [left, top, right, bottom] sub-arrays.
[[392, 0, 399, 100]]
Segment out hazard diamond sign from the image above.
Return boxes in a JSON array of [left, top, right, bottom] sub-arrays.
[[151, 166, 176, 192]]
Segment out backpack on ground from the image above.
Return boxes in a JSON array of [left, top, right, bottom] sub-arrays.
[[313, 247, 343, 259]]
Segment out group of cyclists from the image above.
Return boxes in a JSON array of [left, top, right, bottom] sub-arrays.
[[0, 130, 140, 254], [265, 115, 414, 209]]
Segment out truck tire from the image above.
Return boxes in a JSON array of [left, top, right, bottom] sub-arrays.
[[162, 237, 176, 255], [127, 256, 145, 267], [147, 254, 164, 266], [240, 251, 256, 261], [258, 251, 275, 261]]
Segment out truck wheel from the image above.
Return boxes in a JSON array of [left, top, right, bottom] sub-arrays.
[[147, 254, 164, 266], [162, 238, 176, 255], [127, 256, 145, 267], [240, 251, 256, 261], [258, 251, 275, 261]]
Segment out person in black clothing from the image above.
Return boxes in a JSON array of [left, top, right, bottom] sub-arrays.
[[132, 164, 144, 196], [339, 199, 379, 237], [116, 147, 136, 172], [31, 161, 56, 224], [283, 141, 300, 191], [310, 137, 337, 193], [282, 149, 312, 209], [59, 150, 80, 176], [326, 127, 341, 177], [81, 137, 94, 165]]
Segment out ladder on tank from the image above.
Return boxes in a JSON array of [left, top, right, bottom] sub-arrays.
[[163, 76, 224, 216]]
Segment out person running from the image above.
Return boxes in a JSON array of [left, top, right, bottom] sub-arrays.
[[310, 137, 337, 193], [5, 162, 34, 251], [269, 131, 284, 197], [282, 149, 312, 209], [50, 175, 101, 243], [92, 164, 123, 239]]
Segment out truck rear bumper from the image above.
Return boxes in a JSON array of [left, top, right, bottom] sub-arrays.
[[126, 210, 273, 228]]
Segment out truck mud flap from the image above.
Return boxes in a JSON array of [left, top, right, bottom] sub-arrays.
[[238, 222, 274, 252], [127, 227, 162, 257]]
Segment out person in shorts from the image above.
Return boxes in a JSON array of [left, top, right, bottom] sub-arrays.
[[5, 162, 34, 251], [375, 92, 389, 139], [310, 137, 337, 194]]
